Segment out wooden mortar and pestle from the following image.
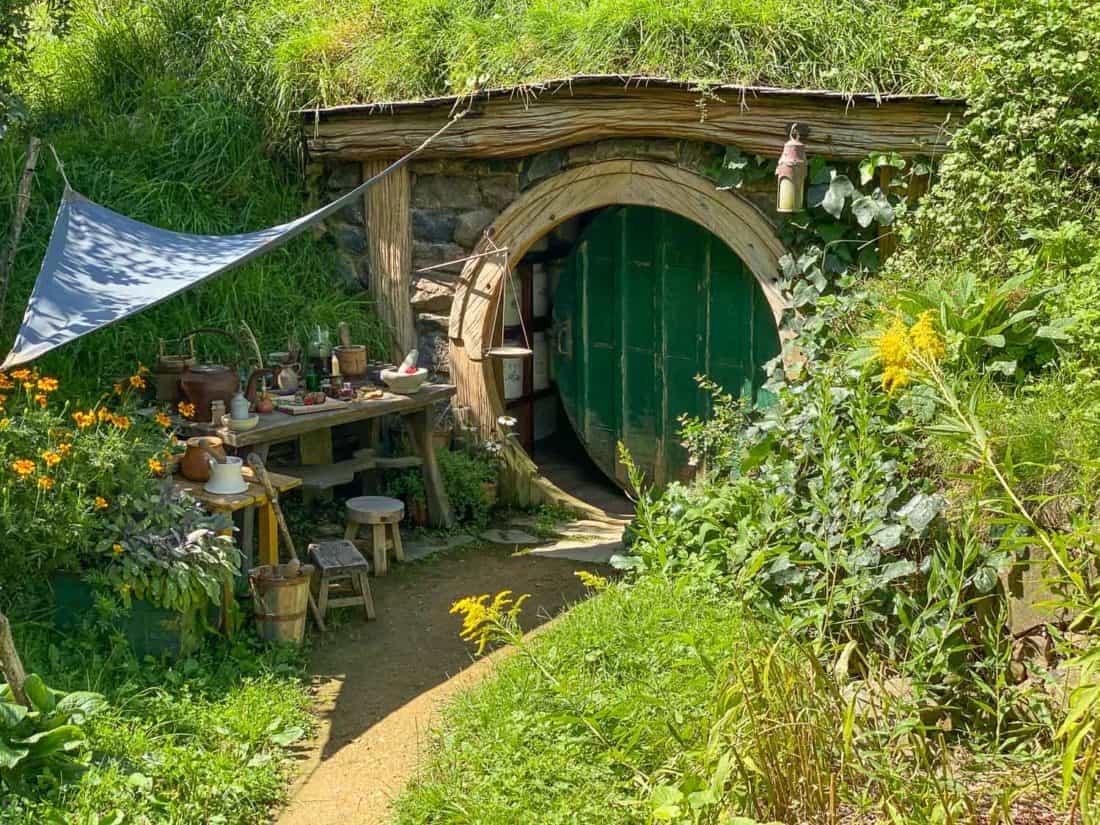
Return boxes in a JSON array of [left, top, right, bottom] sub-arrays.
[[334, 321, 367, 379]]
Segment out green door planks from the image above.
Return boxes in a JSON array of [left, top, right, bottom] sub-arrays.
[[552, 205, 780, 489]]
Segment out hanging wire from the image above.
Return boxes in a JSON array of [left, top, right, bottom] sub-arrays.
[[47, 144, 72, 190], [484, 233, 531, 354]]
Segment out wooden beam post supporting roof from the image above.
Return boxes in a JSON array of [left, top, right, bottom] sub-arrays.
[[362, 159, 416, 359]]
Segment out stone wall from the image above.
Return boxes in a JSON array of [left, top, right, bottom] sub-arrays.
[[315, 138, 783, 379]]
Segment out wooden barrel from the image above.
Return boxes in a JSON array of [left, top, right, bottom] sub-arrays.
[[249, 565, 314, 645]]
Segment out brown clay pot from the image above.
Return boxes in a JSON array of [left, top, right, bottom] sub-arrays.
[[180, 437, 227, 482], [179, 364, 238, 423]]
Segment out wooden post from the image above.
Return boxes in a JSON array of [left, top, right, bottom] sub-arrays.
[[0, 608, 29, 707], [0, 136, 41, 322], [402, 408, 454, 528], [363, 159, 416, 360]]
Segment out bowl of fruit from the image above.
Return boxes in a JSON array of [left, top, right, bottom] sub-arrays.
[[381, 365, 428, 395]]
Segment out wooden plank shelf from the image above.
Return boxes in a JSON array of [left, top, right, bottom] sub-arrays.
[[275, 450, 424, 491]]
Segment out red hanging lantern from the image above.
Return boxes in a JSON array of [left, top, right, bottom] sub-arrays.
[[776, 125, 807, 213]]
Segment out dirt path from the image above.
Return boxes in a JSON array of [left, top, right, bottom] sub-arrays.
[[276, 544, 604, 825]]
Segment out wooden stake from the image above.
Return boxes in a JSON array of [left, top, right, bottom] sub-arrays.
[[0, 608, 29, 707], [0, 136, 41, 322]]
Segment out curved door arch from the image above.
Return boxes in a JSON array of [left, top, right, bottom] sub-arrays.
[[552, 205, 780, 488]]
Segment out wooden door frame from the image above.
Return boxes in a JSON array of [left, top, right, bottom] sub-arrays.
[[447, 159, 787, 517]]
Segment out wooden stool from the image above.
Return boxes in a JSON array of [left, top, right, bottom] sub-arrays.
[[344, 496, 405, 576], [308, 540, 376, 623]]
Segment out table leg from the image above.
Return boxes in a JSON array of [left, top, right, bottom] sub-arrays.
[[258, 501, 279, 567], [237, 443, 269, 572], [218, 525, 236, 635], [401, 408, 454, 528]]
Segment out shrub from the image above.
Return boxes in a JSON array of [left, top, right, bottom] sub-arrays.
[[436, 448, 497, 528], [0, 368, 172, 590]]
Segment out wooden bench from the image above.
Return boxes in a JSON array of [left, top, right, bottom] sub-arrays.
[[308, 540, 376, 622]]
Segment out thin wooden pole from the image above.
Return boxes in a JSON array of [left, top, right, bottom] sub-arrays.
[[0, 608, 29, 707], [0, 136, 41, 323]]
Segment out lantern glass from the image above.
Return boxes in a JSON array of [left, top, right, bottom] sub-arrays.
[[775, 125, 807, 214], [777, 175, 804, 212]]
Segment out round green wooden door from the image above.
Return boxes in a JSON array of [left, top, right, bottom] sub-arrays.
[[552, 205, 780, 488]]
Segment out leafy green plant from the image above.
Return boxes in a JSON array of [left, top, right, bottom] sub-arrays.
[[436, 448, 497, 528], [384, 468, 427, 509], [0, 673, 106, 795], [90, 489, 240, 614]]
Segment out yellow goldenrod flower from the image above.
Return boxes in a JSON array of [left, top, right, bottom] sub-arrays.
[[36, 377, 59, 392], [450, 591, 530, 655], [910, 310, 945, 362], [94, 496, 109, 510], [41, 450, 62, 467], [129, 374, 145, 390], [111, 415, 132, 431], [177, 401, 196, 419], [11, 459, 35, 477], [154, 412, 172, 428], [37, 476, 55, 491], [881, 364, 911, 395], [147, 457, 164, 474], [877, 316, 911, 368], [574, 570, 609, 591]]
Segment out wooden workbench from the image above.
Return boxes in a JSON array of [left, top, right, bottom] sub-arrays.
[[209, 383, 456, 528]]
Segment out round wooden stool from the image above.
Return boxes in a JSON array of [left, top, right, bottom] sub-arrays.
[[344, 496, 405, 576]]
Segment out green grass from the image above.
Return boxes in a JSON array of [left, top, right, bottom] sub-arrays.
[[394, 574, 1063, 824], [0, 603, 312, 824]]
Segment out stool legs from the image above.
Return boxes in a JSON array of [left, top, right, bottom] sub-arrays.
[[390, 523, 404, 563], [316, 576, 331, 621], [352, 571, 376, 619], [371, 524, 388, 576], [344, 522, 359, 542]]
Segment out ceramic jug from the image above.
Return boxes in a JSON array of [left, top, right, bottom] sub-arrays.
[[230, 391, 250, 420], [180, 437, 226, 482], [205, 455, 248, 495]]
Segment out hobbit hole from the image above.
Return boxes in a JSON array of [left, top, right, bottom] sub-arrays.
[[303, 78, 962, 513]]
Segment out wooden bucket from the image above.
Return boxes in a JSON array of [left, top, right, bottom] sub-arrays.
[[249, 564, 314, 645], [335, 345, 367, 377]]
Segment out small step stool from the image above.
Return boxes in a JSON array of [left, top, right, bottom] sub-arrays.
[[344, 496, 405, 576], [308, 540, 376, 623]]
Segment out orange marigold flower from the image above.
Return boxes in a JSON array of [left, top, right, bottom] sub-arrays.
[[0, 394, 7, 408], [97, 407, 112, 422], [34, 393, 47, 409], [154, 412, 172, 428], [0, 374, 12, 390], [9, 369, 31, 381], [94, 496, 109, 510], [22, 381, 36, 391], [0, 418, 10, 430], [112, 543, 125, 556], [73, 410, 96, 429], [112, 415, 132, 431], [129, 374, 145, 390], [137, 363, 150, 375], [58, 442, 73, 457], [41, 450, 61, 467], [36, 377, 59, 392], [37, 476, 55, 491], [113, 383, 123, 396], [147, 457, 163, 474], [177, 401, 196, 419], [12, 459, 35, 477]]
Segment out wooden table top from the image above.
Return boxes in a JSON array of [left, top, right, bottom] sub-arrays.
[[173, 466, 303, 513], [207, 383, 456, 448]]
